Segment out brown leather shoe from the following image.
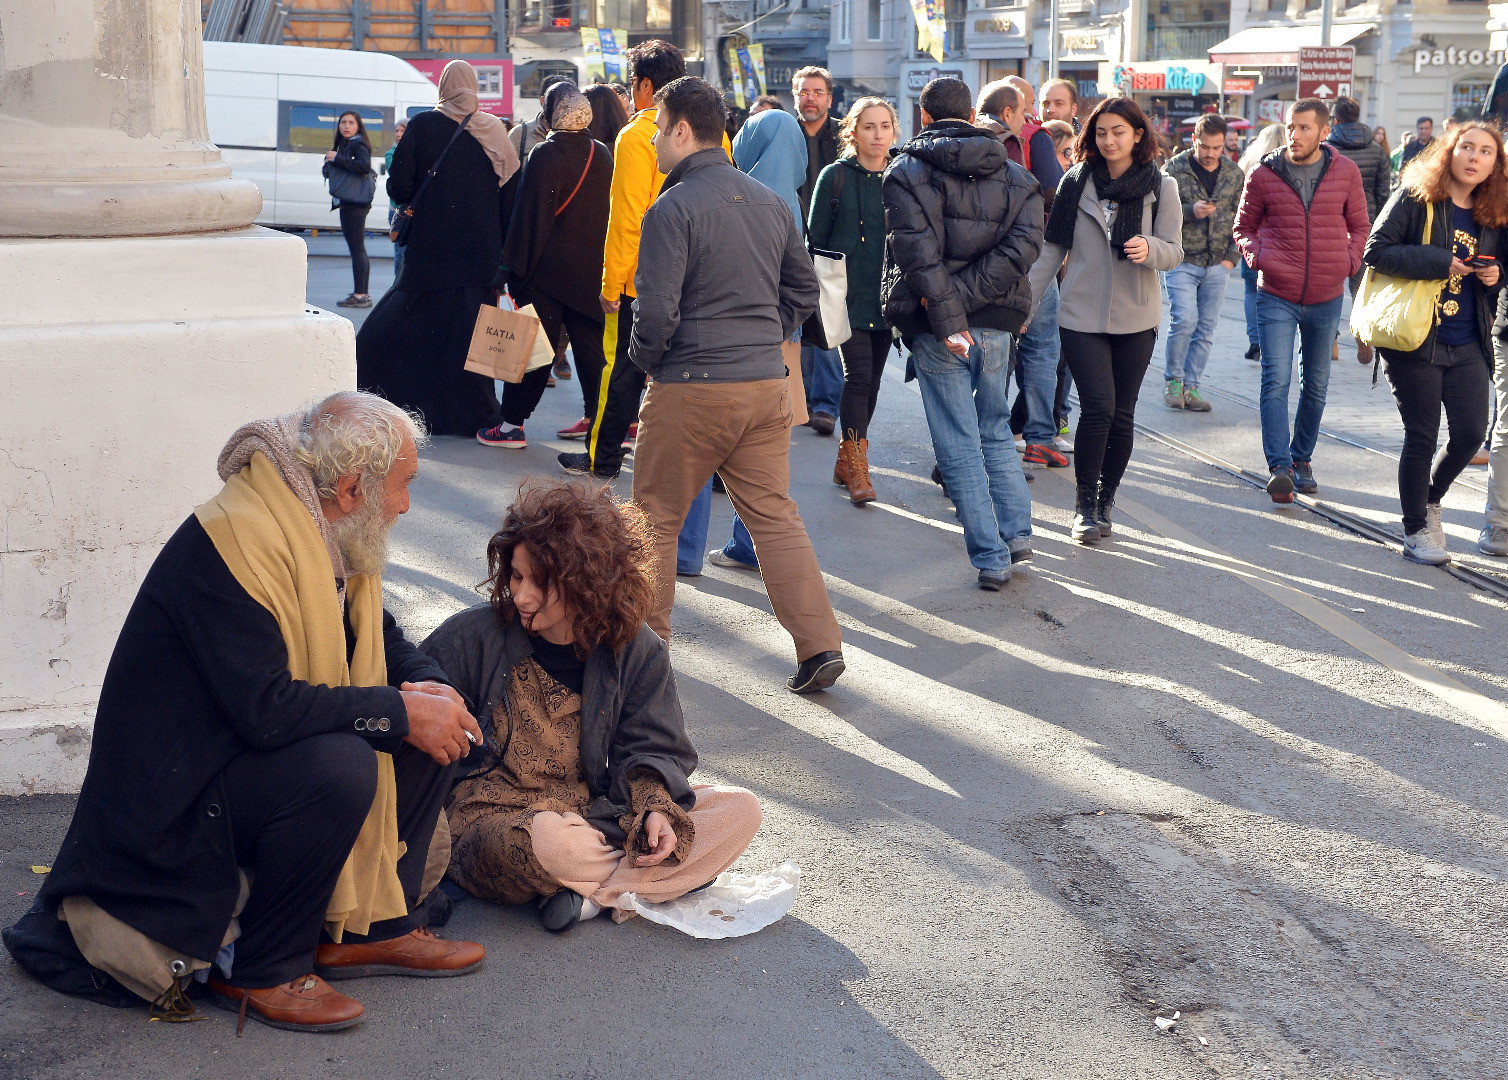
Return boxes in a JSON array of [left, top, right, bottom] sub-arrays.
[[315, 927, 485, 980], [833, 439, 851, 486], [207, 973, 363, 1034], [844, 437, 876, 505]]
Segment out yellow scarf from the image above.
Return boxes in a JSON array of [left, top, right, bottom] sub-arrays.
[[195, 452, 407, 941]]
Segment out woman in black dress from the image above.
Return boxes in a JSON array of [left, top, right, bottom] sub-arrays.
[[356, 61, 520, 436], [324, 111, 374, 308]]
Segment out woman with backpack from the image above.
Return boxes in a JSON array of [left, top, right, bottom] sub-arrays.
[[1361, 120, 1506, 564], [806, 97, 898, 505], [323, 111, 375, 308]]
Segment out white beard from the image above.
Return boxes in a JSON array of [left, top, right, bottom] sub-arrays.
[[331, 496, 393, 578]]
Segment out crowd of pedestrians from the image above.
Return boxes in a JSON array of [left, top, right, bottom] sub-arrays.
[[353, 50, 1508, 596]]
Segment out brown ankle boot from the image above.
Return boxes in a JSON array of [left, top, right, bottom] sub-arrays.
[[845, 437, 876, 504], [833, 440, 852, 486]]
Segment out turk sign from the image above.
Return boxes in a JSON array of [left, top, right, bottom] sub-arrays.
[[1297, 46, 1354, 102]]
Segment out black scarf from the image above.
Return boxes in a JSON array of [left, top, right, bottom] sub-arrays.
[[1043, 158, 1161, 259]]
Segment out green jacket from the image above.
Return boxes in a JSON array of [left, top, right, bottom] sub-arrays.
[[1163, 150, 1243, 267], [807, 157, 887, 331]]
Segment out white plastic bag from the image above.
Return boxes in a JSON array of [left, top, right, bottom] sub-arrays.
[[623, 861, 800, 939]]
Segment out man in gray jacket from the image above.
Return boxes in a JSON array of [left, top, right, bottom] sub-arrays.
[[629, 76, 844, 695]]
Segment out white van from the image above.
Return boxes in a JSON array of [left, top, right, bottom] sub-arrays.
[[204, 42, 440, 232]]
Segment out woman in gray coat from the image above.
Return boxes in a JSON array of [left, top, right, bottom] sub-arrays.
[[1029, 97, 1183, 543]]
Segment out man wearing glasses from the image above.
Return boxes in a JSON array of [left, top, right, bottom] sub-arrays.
[[792, 65, 845, 437]]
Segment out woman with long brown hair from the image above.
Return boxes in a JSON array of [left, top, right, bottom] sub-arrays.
[[1028, 97, 1183, 543], [324, 110, 375, 307], [1363, 120, 1507, 564], [420, 480, 763, 932]]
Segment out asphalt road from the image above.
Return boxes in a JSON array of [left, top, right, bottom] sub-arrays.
[[2, 244, 1506, 1080]]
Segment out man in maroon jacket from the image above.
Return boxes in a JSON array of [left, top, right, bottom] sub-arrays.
[[1234, 99, 1369, 503]]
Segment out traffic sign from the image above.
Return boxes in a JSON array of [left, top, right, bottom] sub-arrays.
[[1298, 46, 1354, 102]]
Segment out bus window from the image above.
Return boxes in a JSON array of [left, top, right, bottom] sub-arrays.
[[279, 102, 394, 153]]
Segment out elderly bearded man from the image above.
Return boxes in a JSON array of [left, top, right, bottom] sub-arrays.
[[7, 392, 485, 1033]]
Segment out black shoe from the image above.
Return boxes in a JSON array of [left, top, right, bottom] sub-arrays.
[[558, 451, 619, 480], [930, 463, 949, 498], [1094, 484, 1116, 536], [1071, 488, 1101, 543], [1291, 460, 1318, 495], [787, 651, 844, 694], [978, 568, 1010, 591], [336, 293, 373, 308], [712, 472, 726, 494], [539, 891, 584, 933], [808, 412, 836, 437], [1245, 343, 1261, 361], [1266, 467, 1295, 504], [553, 354, 572, 379]]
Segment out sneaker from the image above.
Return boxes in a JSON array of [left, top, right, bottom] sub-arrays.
[[1267, 468, 1295, 504], [978, 568, 1011, 591], [1008, 537, 1034, 563], [553, 354, 572, 379], [788, 650, 844, 693], [808, 412, 836, 437], [1426, 502, 1447, 550], [1164, 378, 1185, 409], [557, 451, 618, 479], [1479, 524, 1508, 556], [1182, 385, 1212, 412], [477, 424, 526, 448], [1292, 461, 1318, 495], [557, 417, 591, 439], [1057, 418, 1070, 438], [1403, 528, 1451, 565], [1022, 443, 1070, 468], [1245, 343, 1261, 361], [336, 293, 373, 308], [706, 548, 758, 571], [1014, 435, 1027, 453], [1052, 434, 1074, 454]]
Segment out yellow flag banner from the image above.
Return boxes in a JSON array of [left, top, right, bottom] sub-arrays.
[[746, 43, 768, 96], [908, 0, 933, 58], [724, 40, 746, 109], [926, 0, 946, 61]]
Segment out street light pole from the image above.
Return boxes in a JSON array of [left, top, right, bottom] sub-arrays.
[[1320, 0, 1331, 47], [1049, 0, 1059, 79]]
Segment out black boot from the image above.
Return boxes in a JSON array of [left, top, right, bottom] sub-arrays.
[[1094, 483, 1117, 537], [1072, 486, 1101, 544]]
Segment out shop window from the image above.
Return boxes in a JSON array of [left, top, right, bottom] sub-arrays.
[[1453, 81, 1491, 119]]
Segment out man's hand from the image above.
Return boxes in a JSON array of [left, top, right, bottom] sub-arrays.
[[400, 684, 483, 767], [1193, 200, 1216, 219], [1477, 262, 1501, 288], [945, 330, 975, 357], [600, 293, 621, 314], [1124, 236, 1150, 264], [635, 811, 678, 866], [1221, 260, 1236, 271]]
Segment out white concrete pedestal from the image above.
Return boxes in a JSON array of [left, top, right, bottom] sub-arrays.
[[0, 227, 353, 793]]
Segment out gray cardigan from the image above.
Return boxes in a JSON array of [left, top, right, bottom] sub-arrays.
[[1029, 173, 1184, 334], [419, 605, 697, 844]]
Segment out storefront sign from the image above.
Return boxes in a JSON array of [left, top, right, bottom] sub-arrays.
[[905, 67, 965, 92], [1297, 45, 1353, 101], [1414, 46, 1508, 74], [1111, 65, 1207, 94], [972, 17, 1016, 33], [1257, 98, 1286, 123], [1223, 77, 1255, 95], [1061, 29, 1106, 53]]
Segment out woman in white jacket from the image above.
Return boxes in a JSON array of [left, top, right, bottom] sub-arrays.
[[1029, 97, 1183, 543]]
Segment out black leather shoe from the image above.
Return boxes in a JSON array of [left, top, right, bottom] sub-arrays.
[[539, 891, 584, 932], [978, 568, 1010, 591], [787, 651, 844, 694], [808, 412, 836, 437]]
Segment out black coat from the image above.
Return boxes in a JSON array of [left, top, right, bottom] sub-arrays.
[[1363, 187, 1503, 362], [385, 110, 518, 294], [1327, 122, 1392, 221], [419, 606, 697, 844], [324, 135, 373, 207], [34, 516, 448, 962], [881, 120, 1045, 344], [502, 129, 612, 319], [798, 115, 842, 226]]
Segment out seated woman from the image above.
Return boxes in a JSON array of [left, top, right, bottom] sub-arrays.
[[421, 479, 762, 931]]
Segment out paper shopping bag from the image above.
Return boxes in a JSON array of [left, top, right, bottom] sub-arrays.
[[464, 302, 554, 383]]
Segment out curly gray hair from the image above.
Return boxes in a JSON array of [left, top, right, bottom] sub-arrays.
[[295, 391, 428, 500]]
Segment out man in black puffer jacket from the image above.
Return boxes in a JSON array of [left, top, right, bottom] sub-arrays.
[[1327, 96, 1392, 364], [882, 77, 1044, 590]]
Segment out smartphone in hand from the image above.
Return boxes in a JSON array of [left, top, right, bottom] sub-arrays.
[[1465, 255, 1496, 268]]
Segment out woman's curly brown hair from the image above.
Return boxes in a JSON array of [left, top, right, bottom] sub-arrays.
[[1402, 120, 1508, 228], [483, 479, 657, 656]]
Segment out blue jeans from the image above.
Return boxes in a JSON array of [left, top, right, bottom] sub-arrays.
[[721, 513, 759, 567], [1242, 259, 1259, 347], [801, 342, 844, 419], [1257, 291, 1342, 472], [677, 479, 714, 574], [1164, 262, 1231, 389], [1013, 279, 1061, 444], [912, 330, 1031, 572]]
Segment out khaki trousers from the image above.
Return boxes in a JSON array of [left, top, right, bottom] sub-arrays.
[[631, 376, 842, 660], [529, 785, 762, 911]]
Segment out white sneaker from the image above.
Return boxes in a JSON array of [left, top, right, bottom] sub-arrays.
[[1052, 435, 1073, 454], [1425, 503, 1447, 549], [1403, 528, 1451, 565], [1014, 435, 1026, 453]]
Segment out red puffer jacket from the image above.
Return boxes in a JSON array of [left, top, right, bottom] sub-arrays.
[[1233, 145, 1370, 305]]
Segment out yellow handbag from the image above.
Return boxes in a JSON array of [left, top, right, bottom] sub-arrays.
[[1350, 200, 1446, 353]]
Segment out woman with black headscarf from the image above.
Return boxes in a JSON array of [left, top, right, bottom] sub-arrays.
[[477, 83, 613, 450], [356, 60, 520, 436]]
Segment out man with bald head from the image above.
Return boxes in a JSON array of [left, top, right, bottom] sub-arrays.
[[11, 392, 485, 1034]]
